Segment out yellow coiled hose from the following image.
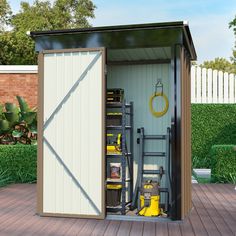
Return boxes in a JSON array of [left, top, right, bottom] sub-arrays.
[[149, 92, 169, 117]]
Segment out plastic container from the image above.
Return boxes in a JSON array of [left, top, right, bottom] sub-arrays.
[[106, 184, 122, 207], [107, 113, 122, 126], [110, 163, 121, 179]]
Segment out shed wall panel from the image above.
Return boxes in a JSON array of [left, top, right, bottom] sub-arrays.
[[180, 48, 192, 218], [42, 50, 104, 217]]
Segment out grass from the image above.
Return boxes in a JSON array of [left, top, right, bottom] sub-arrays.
[[0, 169, 11, 187]]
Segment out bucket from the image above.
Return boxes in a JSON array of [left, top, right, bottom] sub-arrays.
[[106, 184, 122, 207]]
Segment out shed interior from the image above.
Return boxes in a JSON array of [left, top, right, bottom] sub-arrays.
[[105, 46, 172, 219]]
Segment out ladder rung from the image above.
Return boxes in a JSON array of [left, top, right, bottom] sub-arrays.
[[144, 135, 166, 140], [159, 187, 169, 192], [142, 170, 165, 175], [144, 152, 166, 157]]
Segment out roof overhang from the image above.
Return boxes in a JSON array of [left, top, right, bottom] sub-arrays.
[[31, 21, 197, 60]]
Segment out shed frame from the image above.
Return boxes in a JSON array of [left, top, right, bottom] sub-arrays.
[[32, 21, 196, 221]]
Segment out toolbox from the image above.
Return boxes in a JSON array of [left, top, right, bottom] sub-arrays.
[[107, 88, 124, 103]]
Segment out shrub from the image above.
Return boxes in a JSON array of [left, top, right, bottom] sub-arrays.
[[210, 145, 236, 183], [0, 169, 11, 187], [0, 96, 37, 145], [191, 104, 236, 168], [0, 145, 37, 185]]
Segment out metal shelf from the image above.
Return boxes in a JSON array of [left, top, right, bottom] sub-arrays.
[[107, 102, 132, 108], [106, 178, 131, 183], [106, 125, 132, 130], [106, 100, 134, 215], [106, 153, 131, 158]]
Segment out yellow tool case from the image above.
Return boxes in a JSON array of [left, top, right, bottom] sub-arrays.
[[107, 133, 122, 154]]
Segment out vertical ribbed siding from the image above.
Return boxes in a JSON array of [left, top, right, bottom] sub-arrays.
[[43, 50, 104, 216], [107, 64, 171, 202], [180, 48, 192, 218]]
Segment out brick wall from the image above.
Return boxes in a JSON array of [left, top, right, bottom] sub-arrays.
[[0, 69, 38, 108]]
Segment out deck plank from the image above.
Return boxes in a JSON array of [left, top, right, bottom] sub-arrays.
[[197, 184, 234, 236], [155, 222, 168, 236], [192, 185, 221, 236], [91, 219, 110, 236], [218, 184, 236, 201], [104, 220, 121, 236], [117, 220, 132, 236], [179, 218, 195, 236], [200, 184, 236, 234], [190, 185, 210, 236], [0, 183, 235, 236], [129, 221, 144, 236], [64, 219, 88, 236], [78, 219, 99, 236], [0, 192, 36, 235], [143, 221, 156, 236], [210, 184, 236, 212], [168, 222, 181, 236]]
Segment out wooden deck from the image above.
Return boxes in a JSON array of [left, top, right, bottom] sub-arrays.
[[0, 184, 235, 236]]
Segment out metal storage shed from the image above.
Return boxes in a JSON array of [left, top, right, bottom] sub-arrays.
[[31, 21, 197, 221]]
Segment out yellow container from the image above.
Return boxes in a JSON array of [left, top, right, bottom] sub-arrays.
[[107, 145, 121, 154], [106, 133, 122, 154], [106, 184, 122, 207], [139, 181, 160, 217], [139, 195, 160, 217], [107, 184, 122, 189]]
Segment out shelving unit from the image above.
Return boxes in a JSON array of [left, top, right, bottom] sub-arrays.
[[106, 101, 134, 215]]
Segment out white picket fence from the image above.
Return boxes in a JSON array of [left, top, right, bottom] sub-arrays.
[[191, 66, 236, 104]]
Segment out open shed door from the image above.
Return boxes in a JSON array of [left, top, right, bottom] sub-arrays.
[[38, 48, 105, 219]]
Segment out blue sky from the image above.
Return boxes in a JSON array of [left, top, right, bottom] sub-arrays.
[[9, 0, 236, 63]]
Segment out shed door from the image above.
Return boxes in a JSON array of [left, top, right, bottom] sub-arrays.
[[39, 48, 105, 218]]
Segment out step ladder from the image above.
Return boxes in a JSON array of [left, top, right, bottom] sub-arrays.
[[131, 127, 172, 213]]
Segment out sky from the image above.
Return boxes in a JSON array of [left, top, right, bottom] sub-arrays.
[[8, 0, 236, 64]]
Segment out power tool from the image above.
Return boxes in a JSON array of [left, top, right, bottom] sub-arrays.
[[138, 180, 160, 217], [107, 133, 122, 154]]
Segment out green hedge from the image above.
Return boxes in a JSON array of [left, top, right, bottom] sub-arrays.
[[0, 145, 37, 186], [192, 104, 236, 168], [210, 145, 236, 183]]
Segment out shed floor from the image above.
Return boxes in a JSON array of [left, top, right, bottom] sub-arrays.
[[0, 183, 235, 236]]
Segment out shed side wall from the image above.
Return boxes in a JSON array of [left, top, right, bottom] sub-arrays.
[[181, 47, 192, 218]]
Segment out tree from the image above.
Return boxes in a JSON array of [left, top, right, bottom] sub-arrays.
[[0, 0, 96, 65], [229, 15, 236, 65], [0, 0, 11, 31], [200, 57, 236, 74]]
